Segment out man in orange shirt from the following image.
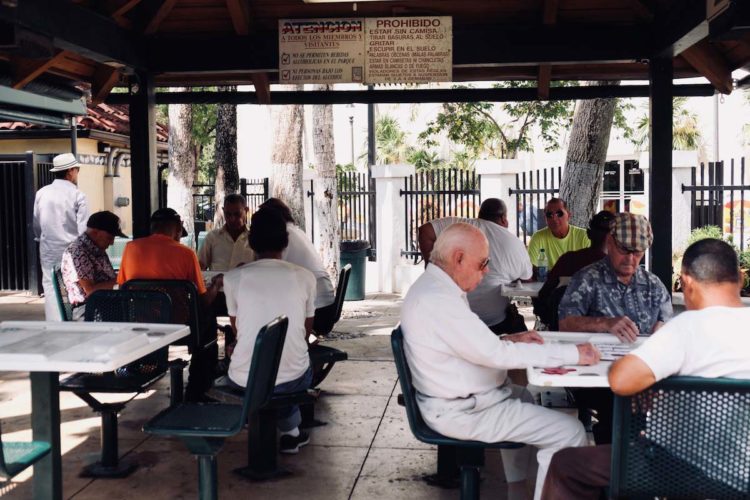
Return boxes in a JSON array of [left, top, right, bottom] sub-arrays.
[[118, 208, 222, 401]]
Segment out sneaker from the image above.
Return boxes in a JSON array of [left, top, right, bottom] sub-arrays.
[[279, 431, 310, 454]]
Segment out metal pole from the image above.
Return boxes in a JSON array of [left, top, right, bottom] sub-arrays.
[[349, 115, 354, 166], [70, 117, 77, 156]]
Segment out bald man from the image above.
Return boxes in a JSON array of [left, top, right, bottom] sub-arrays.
[[401, 223, 600, 500]]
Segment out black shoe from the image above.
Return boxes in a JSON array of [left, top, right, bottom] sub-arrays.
[[279, 431, 310, 454]]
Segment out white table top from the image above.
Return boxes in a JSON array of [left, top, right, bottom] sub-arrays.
[[527, 331, 645, 388], [500, 281, 544, 298], [0, 321, 190, 373]]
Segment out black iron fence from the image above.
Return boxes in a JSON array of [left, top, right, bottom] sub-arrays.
[[682, 158, 750, 251], [400, 168, 481, 260], [509, 166, 562, 244], [241, 177, 270, 213]]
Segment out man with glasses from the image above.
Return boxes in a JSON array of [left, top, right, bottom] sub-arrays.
[[198, 194, 255, 271], [557, 213, 672, 443], [418, 198, 533, 335], [528, 198, 590, 275]]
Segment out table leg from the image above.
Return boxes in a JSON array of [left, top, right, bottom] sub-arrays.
[[30, 372, 61, 500]]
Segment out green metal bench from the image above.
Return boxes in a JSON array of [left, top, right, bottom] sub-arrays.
[[59, 289, 176, 478], [51, 266, 73, 321], [0, 421, 51, 481], [611, 375, 750, 499], [391, 326, 524, 500], [144, 317, 289, 500]]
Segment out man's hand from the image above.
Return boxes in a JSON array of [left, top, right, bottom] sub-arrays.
[[504, 330, 544, 344], [576, 343, 601, 365], [605, 316, 639, 343], [210, 274, 224, 289]]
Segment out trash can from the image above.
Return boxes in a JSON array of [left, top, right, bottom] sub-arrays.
[[340, 240, 370, 301]]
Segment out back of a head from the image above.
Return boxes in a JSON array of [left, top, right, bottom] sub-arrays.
[[430, 222, 485, 268], [249, 208, 289, 254], [478, 198, 507, 223], [682, 238, 740, 284], [258, 197, 294, 223], [588, 210, 615, 244]]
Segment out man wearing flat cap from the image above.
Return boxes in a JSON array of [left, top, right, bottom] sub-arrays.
[[33, 153, 89, 320], [117, 207, 222, 402], [558, 212, 673, 443], [61, 211, 126, 320]]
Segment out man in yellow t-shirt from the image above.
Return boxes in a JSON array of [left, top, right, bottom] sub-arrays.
[[528, 198, 590, 275]]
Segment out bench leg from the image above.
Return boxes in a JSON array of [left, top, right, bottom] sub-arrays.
[[197, 455, 218, 500], [234, 409, 292, 481], [80, 404, 137, 478], [169, 361, 187, 406], [460, 466, 481, 500]]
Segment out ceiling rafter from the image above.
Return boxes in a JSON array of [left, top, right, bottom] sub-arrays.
[[11, 50, 68, 89], [251, 72, 271, 104], [537, 0, 558, 99], [226, 0, 250, 36], [111, 0, 142, 28], [144, 0, 178, 35], [680, 39, 733, 94], [91, 64, 122, 105]]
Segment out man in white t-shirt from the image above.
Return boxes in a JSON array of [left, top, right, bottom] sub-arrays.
[[259, 198, 337, 334], [218, 208, 316, 454], [541, 238, 750, 500], [418, 198, 533, 334]]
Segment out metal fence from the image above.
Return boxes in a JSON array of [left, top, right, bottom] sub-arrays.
[[682, 158, 750, 251], [241, 177, 270, 213], [509, 166, 562, 244], [400, 168, 481, 260]]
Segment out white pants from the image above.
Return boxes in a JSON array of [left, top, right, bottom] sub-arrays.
[[417, 384, 587, 500], [41, 265, 62, 321]]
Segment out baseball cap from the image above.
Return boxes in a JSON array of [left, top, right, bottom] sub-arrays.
[[150, 208, 188, 237], [87, 211, 128, 238], [589, 210, 615, 233], [612, 212, 653, 252]]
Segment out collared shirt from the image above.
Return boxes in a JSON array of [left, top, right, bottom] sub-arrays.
[[116, 234, 206, 294], [198, 226, 255, 271], [558, 258, 673, 335], [33, 179, 89, 266], [401, 264, 579, 400], [528, 225, 590, 269], [61, 233, 116, 305], [430, 217, 532, 326], [283, 224, 335, 308]]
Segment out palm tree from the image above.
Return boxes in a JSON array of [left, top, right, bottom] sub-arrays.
[[634, 97, 702, 151], [374, 115, 411, 164]]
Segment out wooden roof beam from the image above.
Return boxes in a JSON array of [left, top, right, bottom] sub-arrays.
[[226, 0, 250, 36], [537, 0, 558, 100], [144, 0, 178, 35], [680, 39, 733, 94], [91, 64, 122, 104], [11, 50, 68, 89], [251, 73, 271, 104]]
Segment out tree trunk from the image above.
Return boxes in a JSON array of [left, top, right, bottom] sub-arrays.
[[213, 86, 239, 228], [167, 89, 195, 241], [559, 81, 619, 227], [270, 85, 306, 229], [312, 85, 339, 283]]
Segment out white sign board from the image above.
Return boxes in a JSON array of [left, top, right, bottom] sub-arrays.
[[278, 16, 452, 85], [279, 19, 365, 84], [364, 16, 452, 84]]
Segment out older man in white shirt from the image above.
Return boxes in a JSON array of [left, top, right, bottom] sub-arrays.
[[401, 223, 599, 500], [33, 153, 89, 320]]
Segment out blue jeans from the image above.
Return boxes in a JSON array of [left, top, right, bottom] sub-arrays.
[[218, 366, 312, 432]]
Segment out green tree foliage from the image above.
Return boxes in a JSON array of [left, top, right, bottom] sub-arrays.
[[374, 115, 411, 164], [633, 97, 701, 151], [419, 82, 574, 160]]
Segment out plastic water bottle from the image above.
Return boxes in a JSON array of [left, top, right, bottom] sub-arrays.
[[537, 248, 548, 282]]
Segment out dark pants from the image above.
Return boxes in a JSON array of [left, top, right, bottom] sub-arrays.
[[313, 302, 337, 335], [570, 388, 614, 444], [489, 304, 528, 335], [185, 306, 219, 400], [541, 445, 611, 500]]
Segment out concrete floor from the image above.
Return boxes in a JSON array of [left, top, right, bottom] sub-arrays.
[[0, 292, 521, 500]]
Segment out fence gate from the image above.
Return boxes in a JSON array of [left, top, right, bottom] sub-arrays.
[[0, 153, 53, 294], [400, 168, 481, 262], [509, 166, 562, 245]]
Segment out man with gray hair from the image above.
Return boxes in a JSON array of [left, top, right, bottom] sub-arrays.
[[418, 198, 532, 334], [401, 222, 600, 500]]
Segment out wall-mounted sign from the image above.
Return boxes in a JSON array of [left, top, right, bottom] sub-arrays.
[[278, 16, 452, 85]]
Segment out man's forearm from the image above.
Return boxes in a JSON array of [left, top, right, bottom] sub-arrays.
[[559, 315, 611, 333]]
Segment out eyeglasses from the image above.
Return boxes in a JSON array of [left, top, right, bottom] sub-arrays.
[[545, 210, 565, 219], [479, 257, 491, 270], [613, 242, 644, 257]]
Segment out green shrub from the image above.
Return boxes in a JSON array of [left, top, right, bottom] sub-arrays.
[[686, 225, 723, 247]]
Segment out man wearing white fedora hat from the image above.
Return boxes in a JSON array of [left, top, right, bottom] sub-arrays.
[[33, 153, 89, 320]]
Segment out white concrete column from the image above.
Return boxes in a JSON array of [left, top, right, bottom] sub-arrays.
[[302, 167, 316, 240], [372, 163, 415, 293], [476, 159, 526, 234]]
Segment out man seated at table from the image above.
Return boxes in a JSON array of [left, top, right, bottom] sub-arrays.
[[61, 211, 126, 320], [117, 207, 223, 402], [258, 198, 336, 335], [528, 198, 590, 276], [402, 222, 600, 500], [558, 212, 672, 443], [217, 207, 316, 454], [198, 194, 255, 271], [418, 198, 532, 334], [541, 238, 750, 500], [533, 210, 615, 326]]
